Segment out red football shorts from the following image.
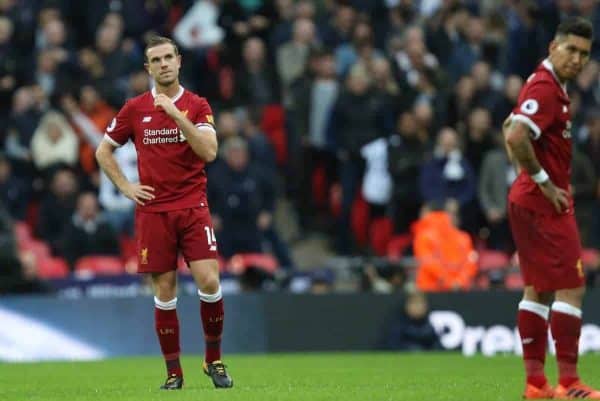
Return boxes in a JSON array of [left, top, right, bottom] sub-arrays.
[[508, 201, 584, 292], [135, 207, 218, 273]]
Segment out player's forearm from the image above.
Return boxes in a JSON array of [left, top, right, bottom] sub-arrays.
[[95, 142, 131, 193], [505, 122, 542, 175], [173, 113, 218, 162]]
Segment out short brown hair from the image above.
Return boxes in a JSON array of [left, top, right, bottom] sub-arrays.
[[556, 17, 594, 40], [144, 36, 179, 62]]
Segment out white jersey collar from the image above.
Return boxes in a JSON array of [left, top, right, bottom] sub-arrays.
[[541, 59, 568, 95], [151, 85, 185, 103]]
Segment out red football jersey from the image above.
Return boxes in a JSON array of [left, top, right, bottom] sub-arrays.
[[508, 59, 573, 216], [104, 86, 215, 212]]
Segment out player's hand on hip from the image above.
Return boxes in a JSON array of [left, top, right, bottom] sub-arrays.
[[122, 182, 155, 206], [538, 180, 569, 213], [154, 94, 179, 118]]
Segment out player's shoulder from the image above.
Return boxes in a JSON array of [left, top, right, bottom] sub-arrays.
[[183, 89, 210, 105], [522, 67, 559, 93], [124, 91, 154, 109]]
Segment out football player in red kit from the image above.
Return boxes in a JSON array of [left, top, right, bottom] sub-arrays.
[[96, 36, 232, 389], [504, 17, 599, 399]]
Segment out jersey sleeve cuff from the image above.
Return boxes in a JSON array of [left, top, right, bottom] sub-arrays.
[[103, 134, 124, 147], [511, 114, 541, 140], [195, 123, 216, 134]]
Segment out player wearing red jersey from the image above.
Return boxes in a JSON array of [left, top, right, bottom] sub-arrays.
[[504, 18, 599, 399], [95, 36, 232, 389]]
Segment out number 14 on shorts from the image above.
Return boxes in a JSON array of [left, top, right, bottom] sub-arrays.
[[204, 226, 217, 251]]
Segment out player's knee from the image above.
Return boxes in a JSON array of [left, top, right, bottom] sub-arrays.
[[198, 276, 220, 294]]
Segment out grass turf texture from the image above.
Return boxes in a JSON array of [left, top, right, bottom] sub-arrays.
[[1, 353, 599, 401]]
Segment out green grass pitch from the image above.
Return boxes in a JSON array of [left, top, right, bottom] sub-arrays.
[[1, 352, 599, 401]]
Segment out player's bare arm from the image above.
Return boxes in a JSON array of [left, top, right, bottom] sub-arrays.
[[504, 119, 569, 212], [95, 140, 155, 205], [154, 93, 218, 162]]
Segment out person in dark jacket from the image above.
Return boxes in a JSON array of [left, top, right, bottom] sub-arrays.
[[381, 290, 441, 351], [61, 191, 120, 269], [208, 137, 293, 268]]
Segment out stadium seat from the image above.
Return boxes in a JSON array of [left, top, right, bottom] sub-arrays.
[[386, 234, 413, 261], [329, 182, 342, 218], [14, 221, 32, 243], [19, 238, 51, 261], [478, 249, 510, 272], [505, 271, 524, 289], [369, 217, 394, 256], [311, 166, 329, 208], [582, 248, 600, 267], [350, 194, 370, 247], [227, 253, 279, 274], [75, 256, 125, 276], [37, 257, 70, 279], [260, 104, 288, 166]]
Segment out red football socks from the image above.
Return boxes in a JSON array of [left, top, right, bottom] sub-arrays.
[[154, 297, 182, 377], [199, 288, 224, 363], [551, 302, 582, 388], [518, 300, 549, 388]]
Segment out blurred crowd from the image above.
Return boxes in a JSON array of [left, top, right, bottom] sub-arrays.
[[1, 0, 600, 294]]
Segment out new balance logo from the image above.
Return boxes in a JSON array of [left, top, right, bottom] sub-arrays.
[[142, 116, 152, 123], [522, 338, 534, 345], [210, 245, 217, 251]]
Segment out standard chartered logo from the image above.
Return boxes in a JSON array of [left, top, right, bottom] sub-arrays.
[[143, 128, 183, 145]]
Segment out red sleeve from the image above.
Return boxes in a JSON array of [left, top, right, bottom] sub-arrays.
[[104, 101, 133, 146], [192, 97, 215, 130], [512, 81, 557, 140]]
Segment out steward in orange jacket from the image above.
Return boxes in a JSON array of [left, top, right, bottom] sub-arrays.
[[413, 210, 478, 291]]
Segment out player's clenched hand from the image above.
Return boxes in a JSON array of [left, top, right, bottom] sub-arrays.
[[538, 180, 569, 213], [122, 182, 155, 206], [154, 93, 180, 118]]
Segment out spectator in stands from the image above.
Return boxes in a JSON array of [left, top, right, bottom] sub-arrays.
[[0, 203, 49, 294], [425, 4, 470, 68], [329, 67, 385, 253], [234, 37, 280, 107], [388, 112, 427, 233], [446, 74, 475, 132], [61, 191, 120, 270], [36, 167, 78, 255], [208, 137, 293, 268], [413, 201, 478, 292], [0, 153, 29, 220], [392, 25, 445, 109], [4, 86, 43, 180], [478, 139, 517, 252], [380, 290, 441, 351], [447, 15, 485, 81], [492, 74, 522, 127], [287, 49, 338, 224], [31, 110, 79, 173], [62, 85, 115, 176], [463, 107, 495, 174], [0, 16, 20, 130], [471, 61, 501, 114], [241, 106, 276, 171], [276, 17, 317, 96], [419, 127, 476, 227], [319, 3, 356, 50], [336, 20, 384, 78]]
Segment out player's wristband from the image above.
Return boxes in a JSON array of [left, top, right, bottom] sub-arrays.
[[530, 169, 549, 184]]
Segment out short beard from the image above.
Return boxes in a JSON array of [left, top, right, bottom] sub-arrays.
[[156, 76, 177, 87]]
